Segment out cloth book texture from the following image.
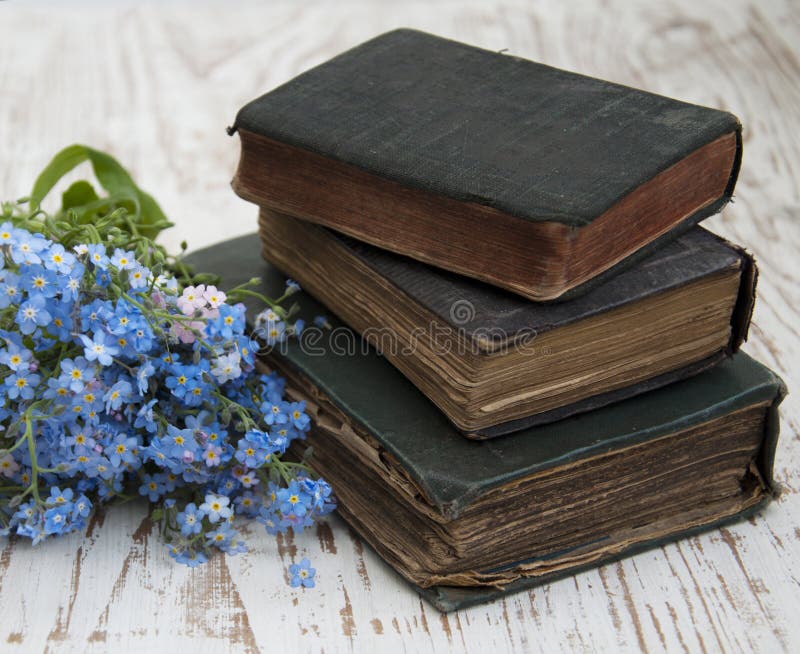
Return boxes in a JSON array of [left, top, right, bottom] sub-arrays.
[[231, 28, 740, 227], [187, 235, 784, 611], [230, 28, 742, 301]]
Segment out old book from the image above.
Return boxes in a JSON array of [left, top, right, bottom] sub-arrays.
[[229, 28, 742, 301], [187, 235, 784, 612], [259, 209, 756, 437]]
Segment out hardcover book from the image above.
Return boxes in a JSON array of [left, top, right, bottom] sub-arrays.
[[187, 235, 784, 612], [259, 209, 756, 437], [230, 28, 742, 301]]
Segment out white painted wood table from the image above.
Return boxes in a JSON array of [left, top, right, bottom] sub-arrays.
[[1, 1, 799, 651]]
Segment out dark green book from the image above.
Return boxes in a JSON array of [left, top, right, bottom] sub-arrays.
[[230, 28, 741, 301], [188, 235, 785, 612]]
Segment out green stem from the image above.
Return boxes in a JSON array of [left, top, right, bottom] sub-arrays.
[[23, 409, 41, 504], [226, 286, 287, 317], [1, 430, 29, 456]]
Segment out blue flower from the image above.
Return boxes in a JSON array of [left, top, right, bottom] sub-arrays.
[[300, 477, 335, 514], [43, 505, 72, 535], [235, 433, 270, 468], [164, 425, 196, 458], [208, 304, 245, 340], [165, 363, 200, 400], [86, 244, 109, 269], [10, 231, 48, 265], [262, 400, 289, 426], [0, 222, 16, 247], [104, 380, 133, 412], [5, 369, 41, 400], [110, 248, 136, 271], [176, 502, 205, 537], [80, 299, 114, 333], [58, 263, 84, 301], [225, 536, 248, 556], [166, 544, 207, 567], [79, 331, 119, 366], [256, 319, 286, 346], [276, 480, 312, 518], [135, 360, 155, 395], [127, 264, 150, 289], [180, 551, 207, 568], [287, 401, 310, 431], [72, 494, 92, 519], [83, 456, 114, 480], [134, 398, 159, 433], [257, 507, 292, 535], [138, 473, 166, 502], [49, 305, 74, 341], [107, 433, 139, 468], [0, 272, 22, 308], [289, 558, 316, 588], [16, 295, 52, 335], [20, 266, 58, 298], [233, 491, 261, 517], [206, 523, 235, 549], [202, 445, 224, 467], [199, 493, 232, 523], [94, 268, 111, 288], [58, 357, 92, 392], [210, 352, 242, 384], [46, 486, 74, 506], [43, 243, 76, 274], [0, 342, 33, 371]]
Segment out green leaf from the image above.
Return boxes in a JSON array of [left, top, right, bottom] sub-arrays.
[[61, 180, 99, 210], [29, 145, 92, 208], [29, 144, 172, 240], [150, 508, 164, 522]]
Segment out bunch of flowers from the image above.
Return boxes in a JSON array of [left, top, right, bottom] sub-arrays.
[[0, 146, 334, 583]]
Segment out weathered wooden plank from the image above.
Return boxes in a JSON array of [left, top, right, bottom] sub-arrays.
[[0, 1, 798, 652]]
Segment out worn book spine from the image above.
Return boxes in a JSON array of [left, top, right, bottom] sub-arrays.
[[232, 131, 740, 302], [230, 28, 743, 301], [471, 241, 757, 438], [261, 354, 785, 613], [258, 209, 758, 438]]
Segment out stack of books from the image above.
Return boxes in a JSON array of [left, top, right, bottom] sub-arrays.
[[208, 29, 786, 611]]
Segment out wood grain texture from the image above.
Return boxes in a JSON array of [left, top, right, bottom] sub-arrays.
[[0, 0, 798, 651]]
